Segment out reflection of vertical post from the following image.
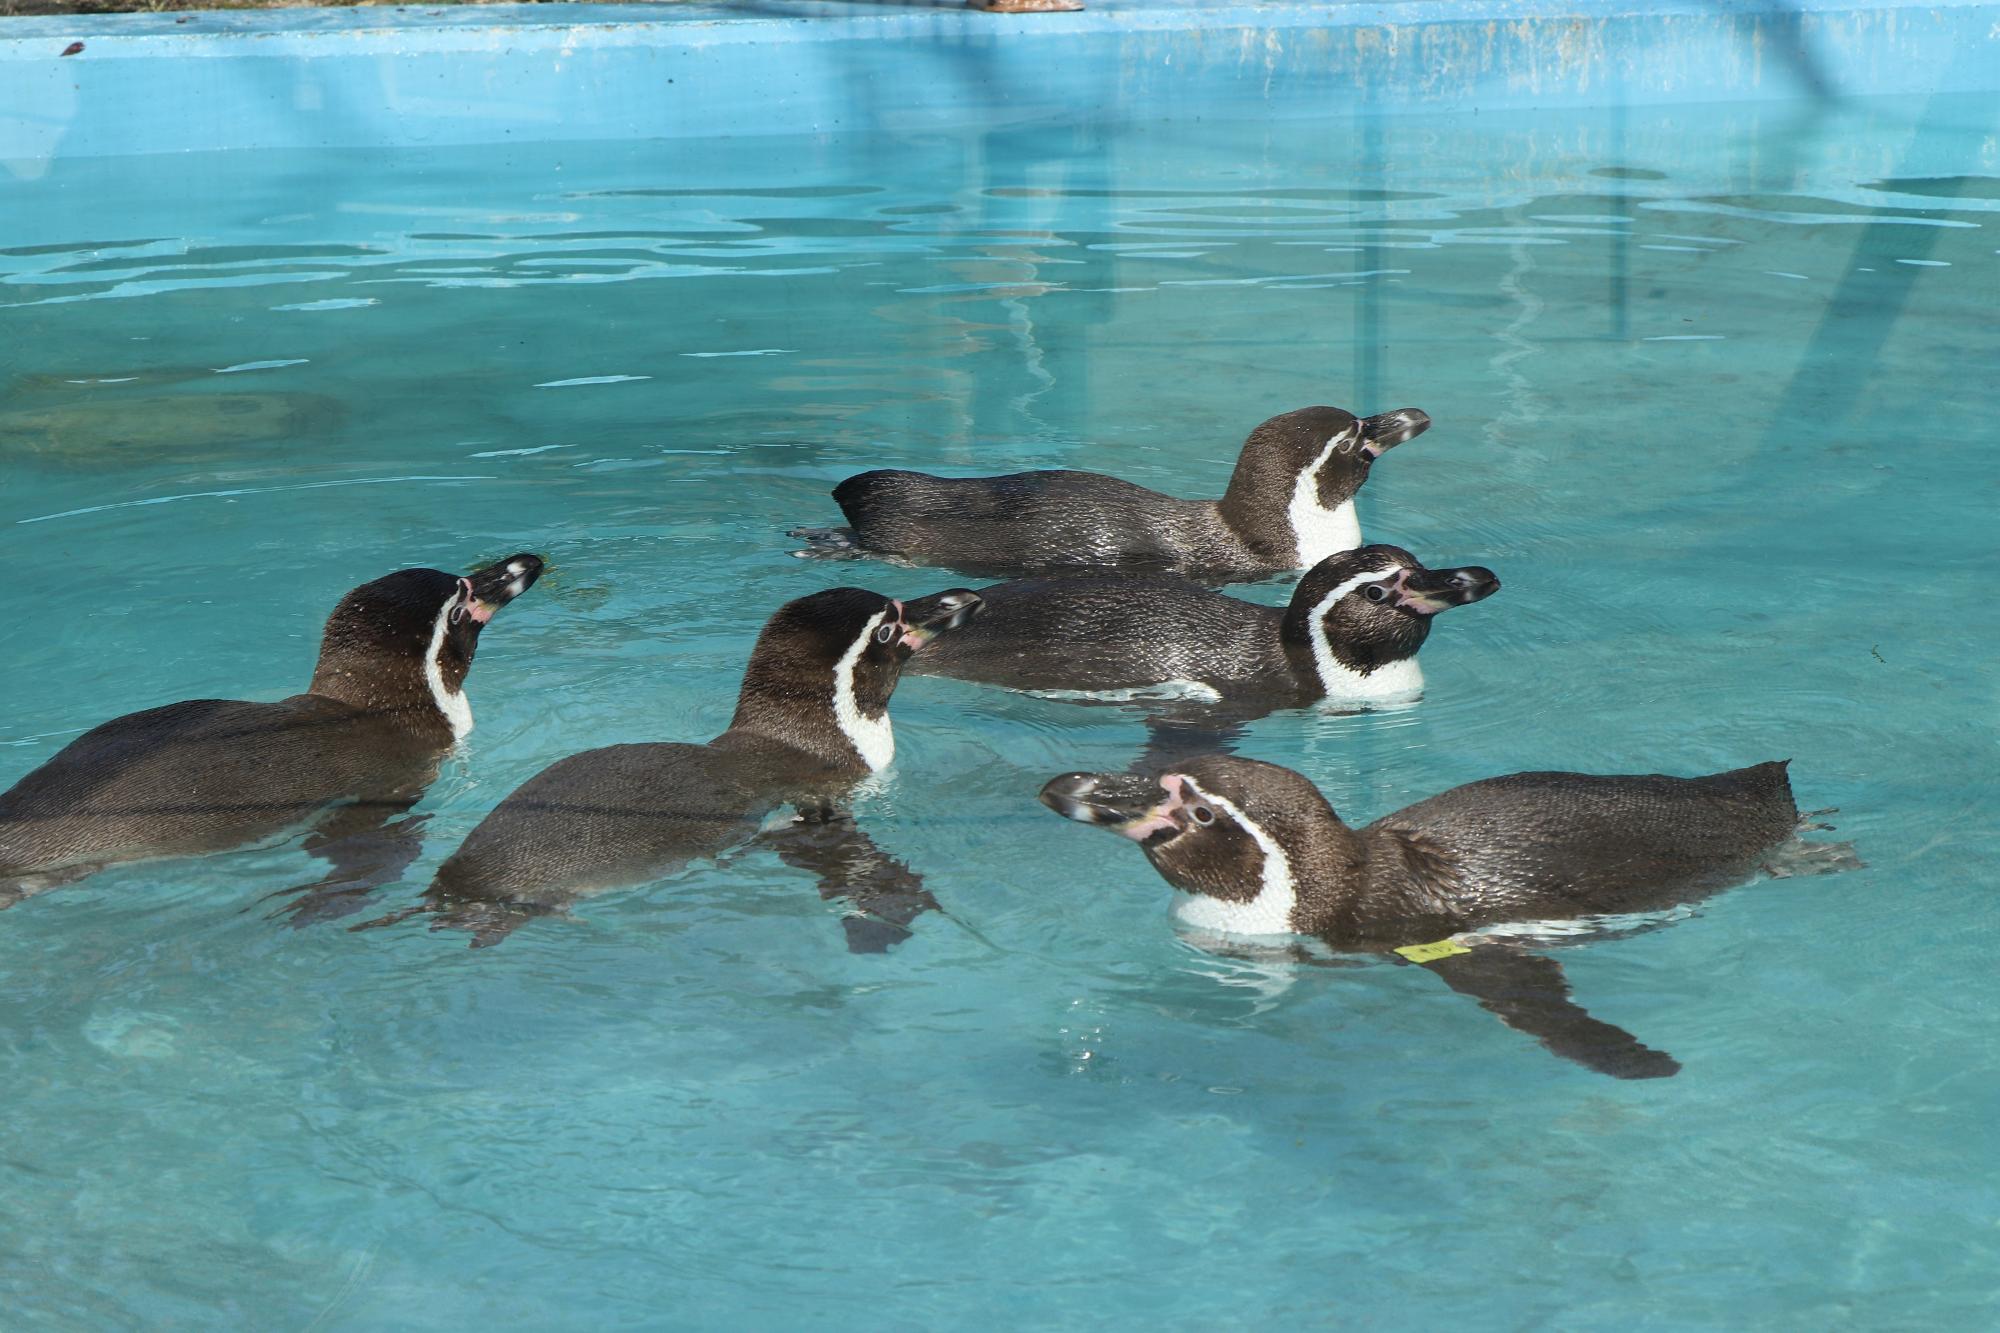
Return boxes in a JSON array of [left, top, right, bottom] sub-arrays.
[[1351, 84, 1385, 818], [1355, 83, 1384, 403], [1608, 96, 1630, 343], [932, 125, 985, 465], [980, 124, 1101, 453], [1762, 94, 1980, 451]]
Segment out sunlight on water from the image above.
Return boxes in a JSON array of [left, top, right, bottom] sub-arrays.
[[2, 94, 1997, 1326]]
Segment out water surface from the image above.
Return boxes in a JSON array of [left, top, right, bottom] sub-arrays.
[[3, 95, 1996, 1328]]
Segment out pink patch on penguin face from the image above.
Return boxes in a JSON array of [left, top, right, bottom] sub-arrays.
[[1117, 774, 1189, 841]]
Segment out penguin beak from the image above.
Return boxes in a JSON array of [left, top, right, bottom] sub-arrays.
[[1039, 772, 1185, 841], [1358, 408, 1430, 460], [461, 553, 546, 624], [1392, 563, 1500, 616], [896, 588, 983, 650]]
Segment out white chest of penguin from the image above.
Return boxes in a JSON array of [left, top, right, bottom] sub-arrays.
[[1165, 787, 1302, 937], [1286, 475, 1361, 568], [1313, 653, 1424, 704], [1170, 889, 1300, 937]]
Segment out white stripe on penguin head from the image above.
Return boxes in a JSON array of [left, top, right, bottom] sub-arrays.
[[832, 607, 896, 772], [424, 580, 475, 740], [1166, 778, 1299, 937], [1285, 429, 1364, 567], [1304, 565, 1425, 701]]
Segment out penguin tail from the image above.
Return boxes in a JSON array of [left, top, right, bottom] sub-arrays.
[[446, 902, 547, 949], [786, 526, 865, 560], [1761, 838, 1865, 879]]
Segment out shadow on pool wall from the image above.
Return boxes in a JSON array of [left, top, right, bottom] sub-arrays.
[[2, 0, 1998, 163]]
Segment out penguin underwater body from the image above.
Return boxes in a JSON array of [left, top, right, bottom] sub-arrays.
[[0, 554, 545, 918], [1041, 754, 1860, 1078], [376, 586, 981, 950], [790, 405, 1429, 580], [907, 544, 1499, 728]]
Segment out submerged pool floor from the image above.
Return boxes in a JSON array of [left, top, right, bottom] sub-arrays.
[[2, 95, 1997, 1326]]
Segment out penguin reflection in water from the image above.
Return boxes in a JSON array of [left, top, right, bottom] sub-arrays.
[[363, 587, 982, 950], [1041, 754, 1861, 1078], [0, 554, 545, 920]]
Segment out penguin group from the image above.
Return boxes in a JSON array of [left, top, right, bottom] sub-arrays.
[[0, 404, 1858, 1078]]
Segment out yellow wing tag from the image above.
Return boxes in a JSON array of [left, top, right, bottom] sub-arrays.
[[1394, 938, 1473, 964]]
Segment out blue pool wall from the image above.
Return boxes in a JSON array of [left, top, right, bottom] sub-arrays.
[[2, 0, 1998, 164]]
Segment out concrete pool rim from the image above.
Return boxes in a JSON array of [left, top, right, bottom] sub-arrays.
[[2, 0, 1998, 160]]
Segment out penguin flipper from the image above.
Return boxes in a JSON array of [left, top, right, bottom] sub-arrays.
[[1415, 944, 1682, 1080], [264, 799, 430, 928], [760, 810, 940, 954]]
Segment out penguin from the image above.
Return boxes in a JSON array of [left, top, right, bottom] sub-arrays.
[[1039, 754, 1861, 1079], [0, 554, 545, 918], [367, 585, 982, 950], [907, 545, 1499, 719], [788, 405, 1430, 579]]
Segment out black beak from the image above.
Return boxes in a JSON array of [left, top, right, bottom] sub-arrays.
[[899, 588, 983, 648], [1359, 408, 1431, 458], [1039, 771, 1172, 828], [1396, 564, 1500, 615], [464, 553, 545, 615]]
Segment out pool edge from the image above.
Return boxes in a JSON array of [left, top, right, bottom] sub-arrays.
[[3, 0, 1998, 160]]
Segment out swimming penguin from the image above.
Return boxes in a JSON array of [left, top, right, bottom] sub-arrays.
[[367, 585, 982, 950], [1040, 754, 1860, 1078], [0, 554, 545, 918], [788, 405, 1430, 579], [908, 545, 1499, 720]]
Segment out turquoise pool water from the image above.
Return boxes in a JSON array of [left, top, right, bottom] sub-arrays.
[[3, 94, 1996, 1326]]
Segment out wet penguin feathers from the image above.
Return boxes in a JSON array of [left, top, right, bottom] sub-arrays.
[[1041, 753, 1819, 940], [799, 403, 1431, 579], [1039, 754, 1851, 1078], [731, 587, 903, 733], [902, 542, 1497, 715], [379, 583, 980, 946], [1279, 543, 1502, 679], [0, 551, 544, 901], [308, 554, 544, 730], [308, 569, 462, 714], [1218, 406, 1418, 527]]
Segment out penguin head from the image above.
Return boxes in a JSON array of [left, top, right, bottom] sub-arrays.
[[309, 553, 545, 737], [731, 585, 982, 770], [1283, 544, 1500, 684], [1039, 756, 1361, 934], [1219, 405, 1430, 565]]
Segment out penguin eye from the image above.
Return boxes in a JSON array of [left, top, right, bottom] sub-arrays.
[[1362, 583, 1392, 604], [1190, 805, 1215, 826], [872, 622, 897, 645]]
